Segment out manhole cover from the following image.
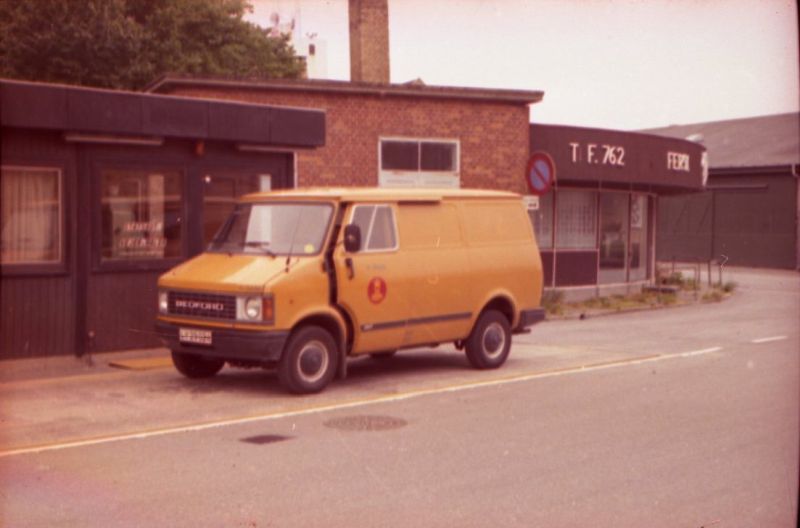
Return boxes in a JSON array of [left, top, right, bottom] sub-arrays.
[[323, 415, 407, 431]]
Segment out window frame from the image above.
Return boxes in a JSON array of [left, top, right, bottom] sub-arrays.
[[92, 163, 187, 273], [347, 203, 399, 254], [0, 164, 67, 276], [378, 137, 460, 188]]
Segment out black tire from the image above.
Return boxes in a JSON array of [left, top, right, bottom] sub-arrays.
[[370, 350, 397, 360], [464, 310, 511, 369], [278, 326, 338, 394], [171, 351, 225, 378]]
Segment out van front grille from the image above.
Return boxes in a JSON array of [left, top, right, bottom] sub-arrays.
[[168, 291, 236, 320]]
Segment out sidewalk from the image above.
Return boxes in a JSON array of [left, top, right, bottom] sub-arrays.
[[0, 346, 172, 385]]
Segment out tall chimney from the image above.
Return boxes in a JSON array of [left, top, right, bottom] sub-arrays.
[[348, 0, 390, 84]]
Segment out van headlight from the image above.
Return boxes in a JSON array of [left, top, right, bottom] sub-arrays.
[[158, 291, 169, 314], [236, 295, 274, 323], [245, 297, 261, 320]]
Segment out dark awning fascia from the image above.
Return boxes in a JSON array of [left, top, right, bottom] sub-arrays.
[[0, 79, 325, 148]]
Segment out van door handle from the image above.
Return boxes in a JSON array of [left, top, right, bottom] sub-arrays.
[[345, 257, 355, 279]]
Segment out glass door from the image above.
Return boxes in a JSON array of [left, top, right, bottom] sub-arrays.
[[598, 192, 629, 284], [202, 172, 272, 247], [628, 195, 649, 281]]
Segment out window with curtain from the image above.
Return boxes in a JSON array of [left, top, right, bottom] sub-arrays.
[[1, 167, 62, 265], [100, 168, 182, 260]]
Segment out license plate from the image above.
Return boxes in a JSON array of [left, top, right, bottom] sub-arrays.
[[179, 328, 212, 346]]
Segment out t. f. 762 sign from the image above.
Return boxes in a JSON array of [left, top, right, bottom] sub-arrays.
[[569, 142, 626, 167]]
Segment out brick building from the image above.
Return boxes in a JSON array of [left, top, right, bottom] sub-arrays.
[[146, 0, 542, 195], [146, 76, 543, 194]]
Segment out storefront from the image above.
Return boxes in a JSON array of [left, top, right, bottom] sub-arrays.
[[0, 79, 324, 358], [528, 124, 707, 298]]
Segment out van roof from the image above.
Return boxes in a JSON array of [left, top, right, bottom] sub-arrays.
[[241, 187, 521, 203]]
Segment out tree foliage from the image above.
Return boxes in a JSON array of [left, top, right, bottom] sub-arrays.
[[0, 0, 305, 90]]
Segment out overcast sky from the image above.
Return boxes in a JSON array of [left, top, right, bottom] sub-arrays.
[[247, 0, 799, 130]]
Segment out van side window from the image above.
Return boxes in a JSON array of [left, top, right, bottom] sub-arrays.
[[349, 204, 397, 252]]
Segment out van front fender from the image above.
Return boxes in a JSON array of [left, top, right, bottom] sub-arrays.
[[288, 306, 350, 379]]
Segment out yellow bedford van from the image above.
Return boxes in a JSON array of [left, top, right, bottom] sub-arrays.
[[155, 188, 544, 393]]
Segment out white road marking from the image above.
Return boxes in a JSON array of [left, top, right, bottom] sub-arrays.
[[751, 336, 788, 344], [0, 348, 726, 459], [680, 347, 723, 358]]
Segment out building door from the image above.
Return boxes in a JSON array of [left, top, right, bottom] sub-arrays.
[[628, 194, 649, 281], [598, 192, 629, 284], [199, 171, 278, 253]]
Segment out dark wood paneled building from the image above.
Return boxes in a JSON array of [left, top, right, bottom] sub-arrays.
[[1, 79, 324, 359], [645, 113, 799, 270]]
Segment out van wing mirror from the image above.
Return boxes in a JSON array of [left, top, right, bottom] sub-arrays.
[[344, 224, 362, 252]]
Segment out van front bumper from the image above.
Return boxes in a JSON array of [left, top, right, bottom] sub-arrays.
[[155, 321, 289, 363]]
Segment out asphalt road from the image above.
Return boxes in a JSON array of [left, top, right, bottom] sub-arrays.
[[0, 268, 797, 527]]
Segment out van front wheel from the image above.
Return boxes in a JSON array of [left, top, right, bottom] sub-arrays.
[[172, 351, 225, 378], [278, 326, 338, 394], [465, 310, 511, 369]]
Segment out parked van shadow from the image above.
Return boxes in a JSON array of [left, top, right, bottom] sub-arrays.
[[343, 350, 469, 381], [162, 348, 474, 395]]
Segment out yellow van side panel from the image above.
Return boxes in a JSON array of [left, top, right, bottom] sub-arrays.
[[397, 203, 474, 345], [458, 200, 543, 326]]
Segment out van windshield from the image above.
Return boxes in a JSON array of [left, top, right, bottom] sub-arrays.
[[209, 202, 333, 256]]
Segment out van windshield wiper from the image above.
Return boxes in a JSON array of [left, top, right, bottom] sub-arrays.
[[244, 241, 277, 257]]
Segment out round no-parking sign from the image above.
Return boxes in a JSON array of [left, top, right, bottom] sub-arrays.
[[526, 151, 556, 195]]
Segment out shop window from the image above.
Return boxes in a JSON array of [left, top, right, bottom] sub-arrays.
[[527, 193, 553, 249], [100, 169, 182, 261], [203, 173, 271, 246], [1, 166, 62, 265], [379, 138, 459, 188], [349, 204, 397, 252], [555, 190, 597, 249], [598, 192, 629, 284]]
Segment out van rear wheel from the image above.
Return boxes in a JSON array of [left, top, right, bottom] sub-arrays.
[[278, 326, 338, 394], [465, 310, 511, 369], [172, 351, 225, 378]]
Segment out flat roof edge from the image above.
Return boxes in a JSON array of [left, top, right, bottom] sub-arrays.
[[146, 75, 544, 105]]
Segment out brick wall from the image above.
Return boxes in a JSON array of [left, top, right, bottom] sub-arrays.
[[349, 0, 390, 84], [172, 86, 531, 194]]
